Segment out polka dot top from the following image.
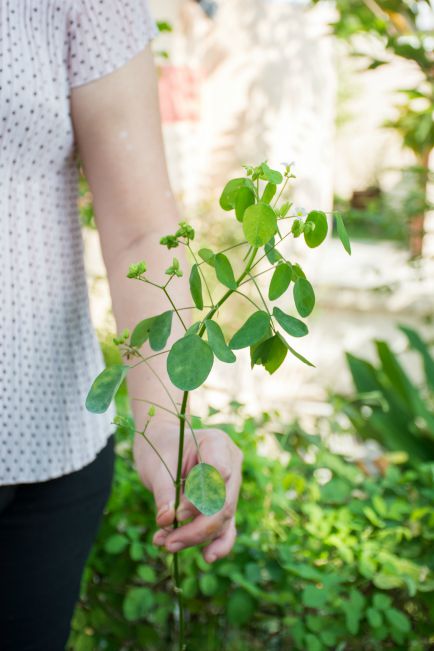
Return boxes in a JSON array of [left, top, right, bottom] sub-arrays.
[[0, 0, 159, 485]]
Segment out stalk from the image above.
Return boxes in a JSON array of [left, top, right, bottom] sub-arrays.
[[173, 389, 189, 651], [171, 246, 258, 649]]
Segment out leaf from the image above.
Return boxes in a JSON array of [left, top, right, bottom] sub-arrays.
[[189, 264, 203, 310], [219, 177, 255, 211], [198, 248, 216, 267], [304, 210, 328, 248], [261, 182, 277, 204], [385, 608, 411, 633], [235, 186, 255, 222], [399, 324, 434, 391], [130, 316, 155, 348], [264, 237, 283, 264], [199, 574, 219, 596], [104, 534, 129, 554], [137, 565, 156, 583], [185, 321, 201, 335], [167, 334, 214, 391], [293, 277, 315, 317], [149, 310, 173, 351], [335, 213, 351, 255], [85, 364, 128, 414], [278, 333, 315, 367], [215, 253, 237, 290], [260, 162, 283, 184], [273, 306, 308, 337], [268, 262, 293, 300], [302, 585, 328, 608], [205, 320, 236, 363], [243, 202, 277, 247], [251, 334, 287, 374], [123, 587, 154, 622], [229, 311, 271, 349], [227, 589, 256, 626], [373, 594, 392, 610], [367, 608, 383, 628], [185, 462, 226, 516]]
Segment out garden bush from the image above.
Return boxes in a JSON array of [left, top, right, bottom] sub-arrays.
[[69, 406, 434, 651]]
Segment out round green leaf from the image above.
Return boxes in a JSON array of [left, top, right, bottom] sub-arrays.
[[251, 334, 287, 374], [205, 320, 236, 363], [227, 589, 256, 626], [149, 310, 173, 351], [219, 178, 255, 211], [189, 264, 203, 310], [268, 262, 292, 300], [367, 607, 383, 629], [104, 534, 129, 554], [131, 316, 155, 348], [185, 462, 226, 516], [293, 277, 315, 317], [242, 203, 277, 247], [198, 248, 216, 267], [235, 186, 255, 222], [260, 162, 283, 184], [85, 364, 128, 414], [215, 253, 237, 290], [229, 311, 271, 350], [273, 306, 308, 337], [167, 335, 214, 391], [304, 210, 328, 248], [199, 573, 219, 596], [123, 587, 154, 622]]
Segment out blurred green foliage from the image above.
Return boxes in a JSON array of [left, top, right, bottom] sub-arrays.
[[335, 325, 434, 465], [69, 399, 434, 650]]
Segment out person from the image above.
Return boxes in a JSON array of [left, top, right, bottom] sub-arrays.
[[0, 1, 243, 649]]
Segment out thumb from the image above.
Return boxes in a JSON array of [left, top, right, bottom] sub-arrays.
[[151, 466, 177, 527]]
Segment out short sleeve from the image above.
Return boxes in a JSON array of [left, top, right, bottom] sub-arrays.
[[67, 0, 159, 88]]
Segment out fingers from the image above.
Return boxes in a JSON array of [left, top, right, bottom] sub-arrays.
[[162, 447, 242, 552], [202, 518, 237, 563]]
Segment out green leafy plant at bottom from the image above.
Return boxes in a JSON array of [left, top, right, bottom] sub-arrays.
[[69, 409, 434, 651]]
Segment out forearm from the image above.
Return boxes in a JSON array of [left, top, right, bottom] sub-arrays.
[[105, 214, 192, 430]]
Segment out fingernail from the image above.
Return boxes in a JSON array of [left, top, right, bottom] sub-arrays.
[[167, 541, 183, 552], [207, 554, 217, 563]]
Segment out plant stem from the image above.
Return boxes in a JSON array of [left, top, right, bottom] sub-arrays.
[[173, 390, 189, 651]]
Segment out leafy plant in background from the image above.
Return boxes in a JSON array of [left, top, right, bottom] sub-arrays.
[[84, 161, 351, 649], [334, 325, 434, 464], [69, 406, 434, 651], [317, 0, 434, 256]]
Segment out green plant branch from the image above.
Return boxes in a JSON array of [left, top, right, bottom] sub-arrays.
[[138, 419, 176, 483], [247, 271, 273, 319]]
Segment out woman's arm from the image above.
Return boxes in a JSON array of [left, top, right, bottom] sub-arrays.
[[70, 45, 242, 563]]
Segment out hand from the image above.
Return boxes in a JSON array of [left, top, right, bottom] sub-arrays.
[[133, 418, 243, 563]]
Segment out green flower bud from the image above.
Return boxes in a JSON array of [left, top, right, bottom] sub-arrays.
[[160, 234, 179, 249]]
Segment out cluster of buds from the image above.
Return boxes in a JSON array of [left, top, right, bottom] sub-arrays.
[[160, 221, 195, 249], [113, 328, 130, 346], [165, 257, 183, 277], [127, 260, 147, 279]]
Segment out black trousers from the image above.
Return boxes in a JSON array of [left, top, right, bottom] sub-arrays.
[[0, 434, 115, 651]]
